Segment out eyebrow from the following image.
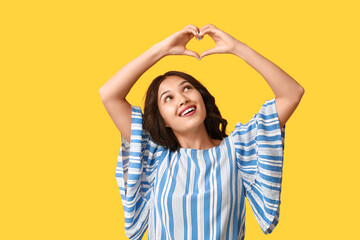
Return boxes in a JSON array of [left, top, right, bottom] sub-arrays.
[[159, 80, 189, 100]]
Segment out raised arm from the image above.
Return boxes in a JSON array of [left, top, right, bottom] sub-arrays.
[[99, 45, 165, 143], [197, 24, 305, 129], [231, 43, 304, 129], [99, 25, 201, 142]]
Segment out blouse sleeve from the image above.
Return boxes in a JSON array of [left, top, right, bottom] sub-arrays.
[[231, 97, 286, 234], [115, 105, 163, 240]]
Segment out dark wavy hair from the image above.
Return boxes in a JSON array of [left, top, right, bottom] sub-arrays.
[[143, 70, 228, 152]]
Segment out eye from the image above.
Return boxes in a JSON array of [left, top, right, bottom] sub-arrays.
[[184, 85, 192, 91], [165, 95, 172, 102]]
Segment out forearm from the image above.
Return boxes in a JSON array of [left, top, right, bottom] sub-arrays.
[[233, 42, 304, 100], [99, 43, 167, 101]]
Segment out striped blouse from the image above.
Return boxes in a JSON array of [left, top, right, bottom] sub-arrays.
[[115, 97, 286, 240]]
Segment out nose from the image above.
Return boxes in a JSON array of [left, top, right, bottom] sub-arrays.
[[179, 94, 190, 107]]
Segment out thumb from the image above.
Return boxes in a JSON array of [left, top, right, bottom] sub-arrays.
[[183, 49, 201, 60], [200, 48, 218, 59]]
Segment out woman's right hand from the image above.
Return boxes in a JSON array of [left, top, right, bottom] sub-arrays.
[[156, 25, 201, 59]]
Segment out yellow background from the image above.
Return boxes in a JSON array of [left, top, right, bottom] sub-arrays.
[[1, 0, 359, 239]]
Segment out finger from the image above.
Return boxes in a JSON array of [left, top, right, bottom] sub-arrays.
[[183, 49, 201, 59], [184, 25, 200, 36], [182, 27, 199, 39], [199, 23, 216, 34], [199, 48, 218, 59], [199, 24, 211, 32], [184, 24, 200, 32], [199, 28, 217, 38], [188, 24, 200, 33], [199, 25, 208, 36]]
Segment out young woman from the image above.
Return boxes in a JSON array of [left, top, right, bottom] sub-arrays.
[[99, 24, 304, 240]]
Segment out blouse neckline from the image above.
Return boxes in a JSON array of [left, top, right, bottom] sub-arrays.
[[178, 135, 229, 152]]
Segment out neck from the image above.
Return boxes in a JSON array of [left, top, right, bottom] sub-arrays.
[[173, 123, 218, 150]]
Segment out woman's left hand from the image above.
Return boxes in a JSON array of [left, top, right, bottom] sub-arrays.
[[197, 24, 245, 59]]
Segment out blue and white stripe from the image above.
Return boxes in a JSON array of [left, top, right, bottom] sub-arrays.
[[115, 97, 285, 240]]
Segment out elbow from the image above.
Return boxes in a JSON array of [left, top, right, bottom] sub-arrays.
[[98, 88, 104, 100], [98, 88, 127, 103], [99, 87, 105, 95], [98, 87, 108, 102], [294, 86, 305, 102], [299, 86, 305, 94], [285, 86, 304, 104], [282, 86, 304, 103], [298, 86, 305, 99]]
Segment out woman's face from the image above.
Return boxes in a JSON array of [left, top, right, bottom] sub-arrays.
[[157, 76, 206, 134]]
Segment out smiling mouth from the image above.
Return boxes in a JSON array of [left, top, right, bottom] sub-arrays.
[[180, 107, 197, 117]]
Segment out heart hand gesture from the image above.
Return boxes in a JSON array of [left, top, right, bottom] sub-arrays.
[[156, 24, 244, 60], [197, 24, 243, 59], [158, 24, 202, 59]]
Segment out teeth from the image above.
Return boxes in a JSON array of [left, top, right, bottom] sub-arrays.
[[181, 107, 195, 117]]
